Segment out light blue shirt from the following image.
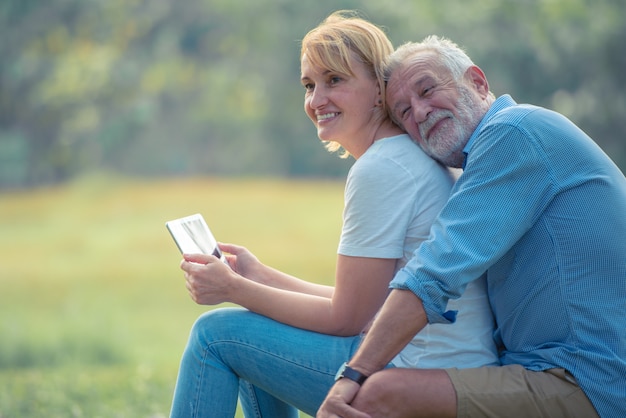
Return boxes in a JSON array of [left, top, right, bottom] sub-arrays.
[[390, 95, 626, 417]]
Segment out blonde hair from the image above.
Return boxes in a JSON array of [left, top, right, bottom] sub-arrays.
[[301, 10, 393, 157]]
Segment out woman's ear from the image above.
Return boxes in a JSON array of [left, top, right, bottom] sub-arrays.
[[374, 86, 383, 107], [465, 66, 490, 98], [375, 80, 384, 106]]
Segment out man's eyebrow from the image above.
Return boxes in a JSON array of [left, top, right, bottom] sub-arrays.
[[391, 73, 438, 116], [414, 74, 434, 87]]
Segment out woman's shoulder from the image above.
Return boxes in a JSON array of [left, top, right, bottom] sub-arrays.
[[360, 134, 451, 176], [371, 134, 436, 161], [361, 134, 417, 162], [350, 135, 455, 191]]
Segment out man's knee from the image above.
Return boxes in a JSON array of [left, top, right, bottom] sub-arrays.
[[351, 368, 457, 418], [351, 370, 398, 415]]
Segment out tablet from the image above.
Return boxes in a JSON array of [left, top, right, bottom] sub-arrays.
[[165, 213, 228, 264]]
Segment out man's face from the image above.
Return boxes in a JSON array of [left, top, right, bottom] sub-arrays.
[[386, 53, 486, 168]]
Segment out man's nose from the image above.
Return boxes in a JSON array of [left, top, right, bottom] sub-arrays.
[[411, 97, 432, 123]]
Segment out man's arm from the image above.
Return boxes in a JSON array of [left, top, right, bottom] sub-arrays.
[[317, 289, 427, 418], [350, 289, 427, 374]]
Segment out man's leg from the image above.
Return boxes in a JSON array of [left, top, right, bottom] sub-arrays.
[[350, 364, 598, 418], [446, 364, 599, 418], [350, 368, 456, 418]]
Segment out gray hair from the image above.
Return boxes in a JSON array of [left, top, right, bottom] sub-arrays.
[[384, 35, 476, 82]]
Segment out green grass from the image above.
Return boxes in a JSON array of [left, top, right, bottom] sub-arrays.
[[0, 174, 344, 417]]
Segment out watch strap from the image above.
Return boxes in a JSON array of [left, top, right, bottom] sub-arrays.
[[336, 362, 368, 385]]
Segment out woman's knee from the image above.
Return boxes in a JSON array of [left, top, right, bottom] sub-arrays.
[[189, 307, 249, 343]]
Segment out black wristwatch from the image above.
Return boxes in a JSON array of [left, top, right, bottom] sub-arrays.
[[334, 362, 369, 385]]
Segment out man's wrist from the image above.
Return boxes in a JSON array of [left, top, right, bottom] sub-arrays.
[[334, 362, 369, 385]]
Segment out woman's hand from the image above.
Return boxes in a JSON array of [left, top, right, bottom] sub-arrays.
[[180, 253, 240, 305], [217, 243, 264, 281]]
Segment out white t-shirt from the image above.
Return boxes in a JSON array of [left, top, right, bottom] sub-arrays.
[[339, 134, 499, 369]]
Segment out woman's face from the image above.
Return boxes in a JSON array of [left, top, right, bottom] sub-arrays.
[[301, 52, 381, 154]]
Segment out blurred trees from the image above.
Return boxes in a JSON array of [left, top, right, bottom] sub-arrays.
[[1, 0, 624, 188]]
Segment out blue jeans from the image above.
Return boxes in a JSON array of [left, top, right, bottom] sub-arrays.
[[169, 307, 362, 418]]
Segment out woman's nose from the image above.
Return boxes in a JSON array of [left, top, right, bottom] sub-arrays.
[[309, 86, 328, 109]]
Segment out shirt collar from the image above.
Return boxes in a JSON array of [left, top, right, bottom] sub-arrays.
[[462, 94, 517, 169]]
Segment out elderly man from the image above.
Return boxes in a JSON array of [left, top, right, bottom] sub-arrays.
[[317, 36, 626, 418]]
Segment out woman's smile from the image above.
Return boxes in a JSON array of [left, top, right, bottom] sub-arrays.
[[317, 112, 341, 123]]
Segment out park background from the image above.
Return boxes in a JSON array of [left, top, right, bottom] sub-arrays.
[[1, 0, 624, 416]]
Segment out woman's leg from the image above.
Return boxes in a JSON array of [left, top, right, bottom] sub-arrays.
[[170, 308, 241, 418], [238, 381, 299, 418], [169, 307, 361, 418]]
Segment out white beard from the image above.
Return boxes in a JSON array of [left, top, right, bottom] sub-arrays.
[[419, 87, 484, 168]]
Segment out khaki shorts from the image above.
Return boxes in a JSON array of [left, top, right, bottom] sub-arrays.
[[445, 364, 599, 418]]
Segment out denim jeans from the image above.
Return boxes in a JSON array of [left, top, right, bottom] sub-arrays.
[[169, 307, 362, 418]]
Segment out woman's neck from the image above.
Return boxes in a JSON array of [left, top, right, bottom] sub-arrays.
[[351, 120, 405, 160]]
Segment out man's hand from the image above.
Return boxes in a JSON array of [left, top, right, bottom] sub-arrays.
[[317, 379, 371, 418], [317, 290, 429, 417]]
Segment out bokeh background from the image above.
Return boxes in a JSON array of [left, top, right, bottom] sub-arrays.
[[1, 0, 624, 416], [2, 0, 625, 188]]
